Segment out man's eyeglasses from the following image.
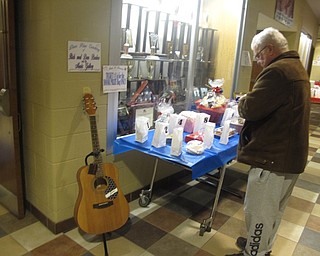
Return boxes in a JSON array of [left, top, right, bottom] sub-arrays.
[[254, 46, 268, 60]]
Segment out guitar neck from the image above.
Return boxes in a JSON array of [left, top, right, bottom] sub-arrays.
[[89, 115, 104, 176]]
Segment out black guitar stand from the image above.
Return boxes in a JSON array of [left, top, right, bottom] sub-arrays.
[[102, 233, 109, 256], [84, 149, 105, 165], [84, 150, 111, 255]]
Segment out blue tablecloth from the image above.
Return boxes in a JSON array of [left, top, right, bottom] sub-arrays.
[[113, 130, 239, 179]]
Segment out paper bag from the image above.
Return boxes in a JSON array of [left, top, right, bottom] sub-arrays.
[[193, 113, 210, 133], [135, 116, 150, 143], [168, 114, 187, 135], [232, 105, 239, 118], [170, 127, 183, 156], [152, 121, 168, 148], [203, 122, 215, 149], [180, 111, 197, 133], [220, 108, 235, 127], [219, 120, 231, 145]]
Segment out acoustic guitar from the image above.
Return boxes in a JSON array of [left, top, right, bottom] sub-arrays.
[[74, 92, 129, 235]]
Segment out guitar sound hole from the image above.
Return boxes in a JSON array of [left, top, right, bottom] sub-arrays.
[[94, 177, 108, 190]]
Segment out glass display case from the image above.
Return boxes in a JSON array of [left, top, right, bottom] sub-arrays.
[[117, 0, 216, 135]]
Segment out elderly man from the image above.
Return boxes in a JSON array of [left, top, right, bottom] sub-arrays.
[[226, 27, 310, 256]]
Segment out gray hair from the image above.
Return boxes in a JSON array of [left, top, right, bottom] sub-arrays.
[[251, 27, 289, 52]]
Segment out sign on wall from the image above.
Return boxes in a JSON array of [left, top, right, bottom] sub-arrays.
[[274, 0, 295, 27], [102, 65, 128, 93], [68, 41, 101, 72]]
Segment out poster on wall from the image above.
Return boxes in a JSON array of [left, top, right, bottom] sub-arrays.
[[274, 0, 295, 27], [102, 65, 127, 93], [313, 56, 320, 66], [68, 41, 101, 72]]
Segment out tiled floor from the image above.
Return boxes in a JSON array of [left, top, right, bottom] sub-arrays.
[[1, 103, 320, 256]]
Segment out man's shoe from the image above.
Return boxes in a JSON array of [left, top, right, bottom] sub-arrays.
[[225, 253, 244, 256], [236, 236, 247, 250], [233, 236, 272, 255]]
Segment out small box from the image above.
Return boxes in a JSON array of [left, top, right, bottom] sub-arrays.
[[230, 118, 245, 133]]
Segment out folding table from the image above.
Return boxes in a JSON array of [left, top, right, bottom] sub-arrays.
[[113, 129, 239, 235]]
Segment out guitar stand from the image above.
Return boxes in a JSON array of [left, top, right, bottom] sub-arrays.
[[84, 150, 109, 256], [102, 233, 109, 256], [84, 149, 105, 165]]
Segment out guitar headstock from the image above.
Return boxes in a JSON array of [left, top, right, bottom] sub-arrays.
[[83, 93, 97, 116]]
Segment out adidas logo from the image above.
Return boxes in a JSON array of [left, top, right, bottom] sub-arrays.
[[249, 223, 264, 256]]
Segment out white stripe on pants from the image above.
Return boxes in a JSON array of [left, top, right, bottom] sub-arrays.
[[243, 167, 299, 256]]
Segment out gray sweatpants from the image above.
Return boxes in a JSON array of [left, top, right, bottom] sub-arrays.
[[243, 167, 299, 256]]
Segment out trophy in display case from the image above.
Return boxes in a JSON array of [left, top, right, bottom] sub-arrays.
[[145, 32, 159, 79], [121, 28, 135, 79], [166, 41, 173, 58], [182, 43, 189, 59], [196, 46, 204, 61]]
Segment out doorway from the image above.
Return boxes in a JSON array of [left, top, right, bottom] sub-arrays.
[[0, 0, 25, 218], [298, 32, 313, 72]]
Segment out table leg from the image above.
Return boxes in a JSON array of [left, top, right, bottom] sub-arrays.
[[139, 157, 159, 207], [196, 170, 243, 198], [199, 165, 227, 236]]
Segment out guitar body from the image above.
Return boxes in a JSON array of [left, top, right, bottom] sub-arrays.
[[74, 162, 129, 234]]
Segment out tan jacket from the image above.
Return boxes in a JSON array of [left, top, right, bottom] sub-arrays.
[[237, 51, 310, 174]]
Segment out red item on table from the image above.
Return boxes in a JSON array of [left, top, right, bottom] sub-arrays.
[[185, 132, 203, 143]]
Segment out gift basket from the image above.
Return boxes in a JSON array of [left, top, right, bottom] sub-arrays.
[[195, 78, 227, 124]]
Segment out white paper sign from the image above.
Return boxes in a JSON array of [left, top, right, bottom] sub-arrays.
[[102, 65, 127, 93], [68, 41, 101, 72]]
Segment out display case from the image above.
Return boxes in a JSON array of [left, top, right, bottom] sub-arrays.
[[118, 1, 216, 135]]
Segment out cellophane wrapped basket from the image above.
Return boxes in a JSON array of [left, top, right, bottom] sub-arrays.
[[195, 78, 227, 124]]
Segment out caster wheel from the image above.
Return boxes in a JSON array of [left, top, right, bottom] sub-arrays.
[[139, 195, 151, 207], [199, 223, 206, 236], [199, 223, 211, 236]]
